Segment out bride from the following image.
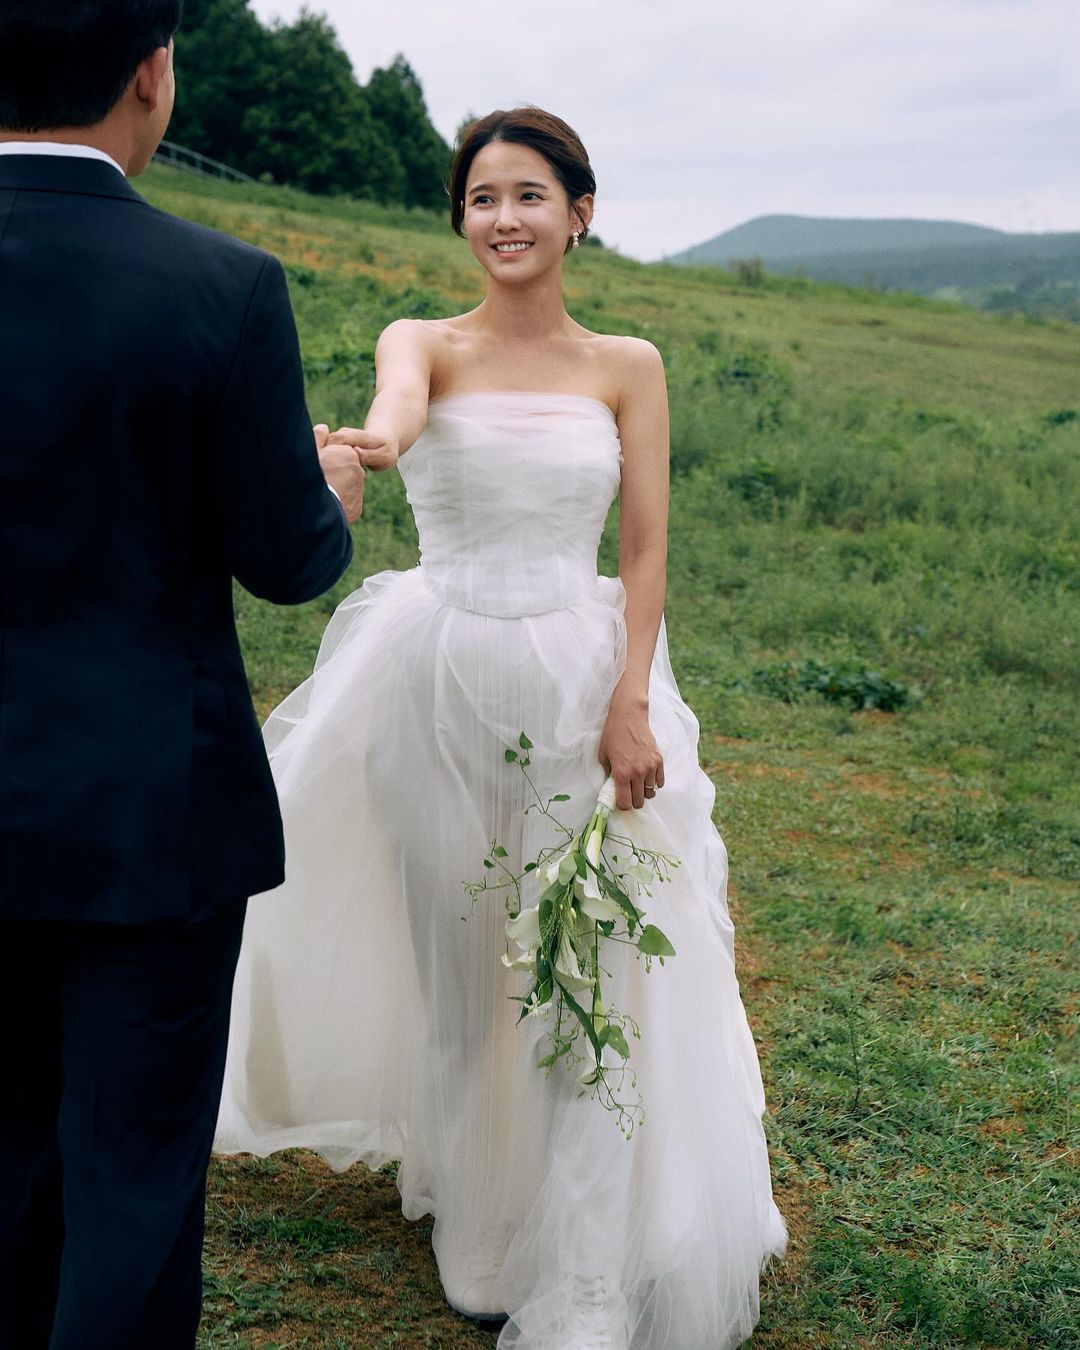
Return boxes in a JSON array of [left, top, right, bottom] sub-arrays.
[[215, 107, 786, 1349]]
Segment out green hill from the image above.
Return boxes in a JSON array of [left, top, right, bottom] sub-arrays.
[[671, 214, 1008, 261], [136, 165, 1080, 1350], [670, 213, 1080, 319]]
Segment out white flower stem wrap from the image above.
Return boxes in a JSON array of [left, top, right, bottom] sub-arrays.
[[467, 734, 680, 1135]]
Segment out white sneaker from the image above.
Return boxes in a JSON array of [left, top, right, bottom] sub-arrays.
[[439, 1233, 507, 1321], [563, 1274, 628, 1350]]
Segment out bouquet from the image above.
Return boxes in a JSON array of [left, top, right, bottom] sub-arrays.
[[466, 734, 678, 1134]]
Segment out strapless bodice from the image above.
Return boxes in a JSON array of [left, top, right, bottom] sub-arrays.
[[397, 392, 622, 618]]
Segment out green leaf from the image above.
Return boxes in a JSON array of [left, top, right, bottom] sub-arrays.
[[537, 1051, 558, 1069], [554, 976, 604, 1061], [505, 748, 518, 763], [492, 845, 507, 858], [537, 879, 563, 935], [575, 852, 588, 879], [597, 872, 643, 930], [601, 1023, 631, 1059], [552, 793, 570, 802], [534, 901, 553, 945], [519, 732, 533, 750], [482, 858, 494, 869], [523, 861, 537, 872], [637, 924, 676, 958]]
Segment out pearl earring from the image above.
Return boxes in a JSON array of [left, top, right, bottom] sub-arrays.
[[571, 232, 581, 249]]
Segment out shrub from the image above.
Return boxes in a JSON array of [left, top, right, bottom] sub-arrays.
[[738, 659, 914, 712], [732, 256, 766, 287]]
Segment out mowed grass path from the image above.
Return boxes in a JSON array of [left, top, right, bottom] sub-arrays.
[[138, 168, 1080, 1348]]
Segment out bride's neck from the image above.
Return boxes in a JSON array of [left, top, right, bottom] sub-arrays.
[[476, 273, 574, 341]]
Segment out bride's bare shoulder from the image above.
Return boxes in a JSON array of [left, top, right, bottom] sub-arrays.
[[379, 314, 480, 350], [374, 318, 481, 394], [576, 329, 663, 369], [377, 317, 446, 351], [574, 330, 666, 411]]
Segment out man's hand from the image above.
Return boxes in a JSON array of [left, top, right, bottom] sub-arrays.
[[328, 426, 399, 472], [314, 423, 365, 524]]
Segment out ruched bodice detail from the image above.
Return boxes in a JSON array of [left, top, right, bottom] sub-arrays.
[[398, 392, 622, 618]]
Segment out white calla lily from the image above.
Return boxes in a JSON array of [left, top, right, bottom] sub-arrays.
[[553, 930, 593, 991], [505, 904, 541, 952], [578, 889, 624, 923], [542, 846, 577, 888], [573, 865, 602, 905]]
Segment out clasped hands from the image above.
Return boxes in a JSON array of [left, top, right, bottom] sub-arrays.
[[314, 423, 398, 525]]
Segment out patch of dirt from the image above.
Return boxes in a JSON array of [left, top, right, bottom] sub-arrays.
[[883, 843, 923, 870], [838, 771, 905, 798], [852, 709, 898, 727], [751, 1173, 826, 1349], [980, 1116, 1025, 1140], [204, 1152, 498, 1348], [713, 761, 808, 781], [273, 227, 337, 265]]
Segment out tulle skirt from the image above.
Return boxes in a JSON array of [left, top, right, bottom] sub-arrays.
[[215, 565, 786, 1348]]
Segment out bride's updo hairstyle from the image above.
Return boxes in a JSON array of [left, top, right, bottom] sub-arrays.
[[450, 107, 596, 254]]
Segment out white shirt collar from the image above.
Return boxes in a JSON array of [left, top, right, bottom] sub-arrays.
[[0, 141, 125, 176]]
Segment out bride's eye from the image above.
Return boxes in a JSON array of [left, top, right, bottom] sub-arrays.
[[521, 193, 543, 201]]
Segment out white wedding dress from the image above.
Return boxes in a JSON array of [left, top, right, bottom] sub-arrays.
[[215, 391, 786, 1348]]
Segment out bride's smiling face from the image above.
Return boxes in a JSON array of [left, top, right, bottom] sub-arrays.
[[463, 141, 593, 281]]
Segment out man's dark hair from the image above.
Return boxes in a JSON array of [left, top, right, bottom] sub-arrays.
[[0, 1, 182, 131]]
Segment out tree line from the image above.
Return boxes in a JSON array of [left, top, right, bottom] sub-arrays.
[[170, 0, 450, 210]]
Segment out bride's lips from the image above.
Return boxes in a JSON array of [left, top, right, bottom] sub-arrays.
[[491, 241, 534, 257]]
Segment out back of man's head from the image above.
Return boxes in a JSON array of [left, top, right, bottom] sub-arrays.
[[0, 0, 182, 132]]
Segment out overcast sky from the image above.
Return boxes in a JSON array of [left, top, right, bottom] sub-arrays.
[[249, 0, 1079, 261]]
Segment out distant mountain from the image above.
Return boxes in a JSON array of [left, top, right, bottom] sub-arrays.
[[667, 215, 1080, 317], [671, 215, 1006, 264]]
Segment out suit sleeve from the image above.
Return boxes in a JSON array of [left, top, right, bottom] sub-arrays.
[[212, 253, 353, 603]]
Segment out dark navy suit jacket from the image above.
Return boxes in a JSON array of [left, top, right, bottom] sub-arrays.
[[0, 155, 353, 923]]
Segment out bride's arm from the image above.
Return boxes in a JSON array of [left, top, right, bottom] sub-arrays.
[[328, 320, 433, 468], [599, 339, 670, 811]]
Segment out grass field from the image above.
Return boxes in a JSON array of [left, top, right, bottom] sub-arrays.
[[138, 165, 1080, 1349]]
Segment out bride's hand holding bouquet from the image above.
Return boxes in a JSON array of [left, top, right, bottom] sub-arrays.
[[598, 686, 665, 811]]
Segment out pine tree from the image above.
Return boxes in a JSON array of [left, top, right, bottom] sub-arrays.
[[169, 1, 449, 209], [367, 56, 450, 211]]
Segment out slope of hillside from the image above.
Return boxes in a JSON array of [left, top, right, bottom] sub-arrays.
[[671, 213, 1007, 262], [136, 165, 1080, 1350], [669, 213, 1080, 318]]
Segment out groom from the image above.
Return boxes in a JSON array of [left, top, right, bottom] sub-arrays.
[[0, 3, 366, 1346]]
